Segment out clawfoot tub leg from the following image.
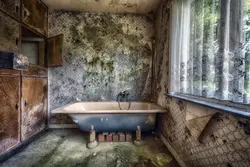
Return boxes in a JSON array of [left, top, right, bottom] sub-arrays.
[[87, 125, 98, 149], [134, 126, 142, 146]]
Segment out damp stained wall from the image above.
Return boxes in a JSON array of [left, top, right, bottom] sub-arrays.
[[153, 1, 250, 167], [42, 0, 161, 14], [48, 11, 155, 124]]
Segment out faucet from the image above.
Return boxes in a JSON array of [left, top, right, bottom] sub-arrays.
[[116, 90, 131, 110], [116, 90, 130, 101]]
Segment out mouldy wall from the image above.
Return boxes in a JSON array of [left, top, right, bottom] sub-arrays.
[[153, 0, 250, 167], [48, 10, 155, 124]]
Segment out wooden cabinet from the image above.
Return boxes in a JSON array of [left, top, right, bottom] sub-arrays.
[[47, 34, 64, 67], [22, 0, 48, 36], [0, 76, 20, 155], [0, 0, 20, 20], [21, 77, 47, 141], [0, 1, 49, 154], [0, 11, 20, 54]]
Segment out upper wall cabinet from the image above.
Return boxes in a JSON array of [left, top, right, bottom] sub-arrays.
[[0, 0, 20, 20], [0, 11, 20, 54], [22, 0, 48, 36]]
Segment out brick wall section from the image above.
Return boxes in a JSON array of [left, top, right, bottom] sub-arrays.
[[153, 0, 250, 167]]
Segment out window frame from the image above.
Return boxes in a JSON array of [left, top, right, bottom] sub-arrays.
[[168, 0, 250, 117]]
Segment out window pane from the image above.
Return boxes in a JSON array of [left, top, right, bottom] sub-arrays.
[[189, 0, 220, 97], [243, 0, 250, 103], [171, 0, 250, 104]]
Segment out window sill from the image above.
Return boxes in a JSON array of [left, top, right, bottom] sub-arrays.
[[167, 93, 250, 118]]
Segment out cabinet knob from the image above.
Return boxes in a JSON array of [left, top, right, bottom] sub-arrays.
[[23, 9, 28, 20], [24, 100, 28, 107], [15, 103, 19, 110], [16, 38, 19, 46], [15, 5, 19, 15]]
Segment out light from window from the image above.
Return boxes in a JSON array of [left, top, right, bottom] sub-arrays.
[[171, 0, 250, 104]]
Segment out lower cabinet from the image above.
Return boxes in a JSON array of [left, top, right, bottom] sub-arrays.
[[0, 76, 20, 155], [21, 77, 47, 141]]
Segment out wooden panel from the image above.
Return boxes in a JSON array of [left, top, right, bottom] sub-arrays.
[[22, 65, 47, 77], [47, 34, 64, 67], [21, 77, 47, 141], [22, 0, 48, 36], [0, 0, 20, 20], [0, 69, 20, 76], [0, 76, 20, 154], [0, 11, 20, 54]]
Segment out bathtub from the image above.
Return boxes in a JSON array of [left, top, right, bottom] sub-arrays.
[[52, 102, 167, 132]]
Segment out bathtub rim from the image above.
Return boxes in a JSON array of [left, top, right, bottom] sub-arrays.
[[52, 101, 167, 114]]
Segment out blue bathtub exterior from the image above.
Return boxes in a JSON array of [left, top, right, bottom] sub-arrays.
[[69, 113, 156, 132]]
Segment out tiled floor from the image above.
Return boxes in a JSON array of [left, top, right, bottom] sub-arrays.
[[1, 129, 179, 167]]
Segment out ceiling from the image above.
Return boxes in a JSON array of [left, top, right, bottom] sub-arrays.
[[42, 0, 161, 14]]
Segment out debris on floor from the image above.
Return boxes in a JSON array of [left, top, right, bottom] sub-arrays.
[[1, 129, 179, 167]]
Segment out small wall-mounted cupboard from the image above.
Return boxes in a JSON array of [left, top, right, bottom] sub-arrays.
[[22, 0, 48, 36], [0, 0, 47, 36]]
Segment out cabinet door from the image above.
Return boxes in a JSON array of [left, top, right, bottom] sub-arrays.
[[21, 77, 47, 141], [47, 34, 64, 67], [0, 11, 20, 54], [0, 76, 20, 155], [0, 0, 20, 20], [22, 0, 48, 36]]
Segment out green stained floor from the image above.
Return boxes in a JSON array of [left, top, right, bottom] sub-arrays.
[[1, 129, 179, 167]]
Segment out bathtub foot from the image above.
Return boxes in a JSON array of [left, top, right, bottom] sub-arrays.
[[87, 125, 98, 149], [87, 140, 98, 149], [134, 126, 142, 146], [134, 140, 142, 146]]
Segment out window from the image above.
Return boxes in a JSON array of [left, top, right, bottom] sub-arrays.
[[171, 0, 250, 104]]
